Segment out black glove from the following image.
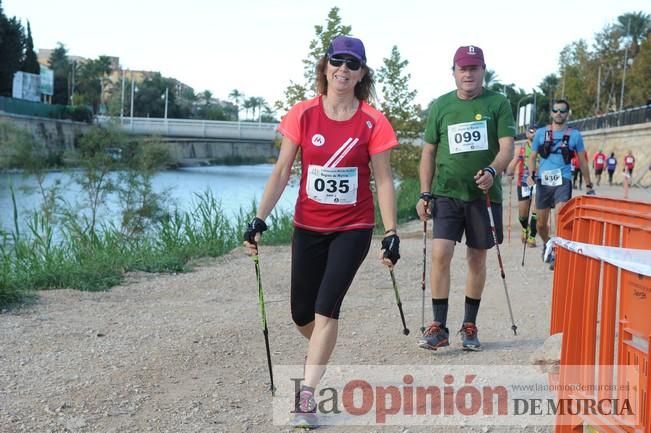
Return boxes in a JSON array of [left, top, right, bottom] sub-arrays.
[[243, 217, 268, 244], [381, 234, 400, 265]]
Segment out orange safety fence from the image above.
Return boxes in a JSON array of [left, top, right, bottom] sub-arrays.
[[549, 195, 651, 433]]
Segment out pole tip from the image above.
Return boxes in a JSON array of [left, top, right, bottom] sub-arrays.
[[403, 328, 410, 335], [511, 325, 518, 336]]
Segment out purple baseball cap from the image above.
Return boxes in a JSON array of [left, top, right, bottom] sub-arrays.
[[453, 45, 485, 67], [327, 35, 366, 63]]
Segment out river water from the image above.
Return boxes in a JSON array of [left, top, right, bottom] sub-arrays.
[[0, 164, 298, 232]]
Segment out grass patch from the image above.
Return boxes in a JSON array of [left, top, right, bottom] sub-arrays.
[[0, 171, 418, 310], [0, 191, 294, 309]]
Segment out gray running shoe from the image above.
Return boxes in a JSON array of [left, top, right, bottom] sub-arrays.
[[418, 322, 450, 351], [291, 390, 318, 429], [460, 322, 482, 351]]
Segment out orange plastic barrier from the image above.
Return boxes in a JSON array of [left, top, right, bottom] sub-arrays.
[[550, 196, 651, 433]]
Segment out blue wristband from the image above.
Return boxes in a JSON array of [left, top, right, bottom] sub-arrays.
[[484, 166, 497, 177]]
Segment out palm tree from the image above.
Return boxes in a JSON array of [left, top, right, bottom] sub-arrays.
[[243, 97, 255, 121], [616, 11, 651, 57], [76, 56, 113, 113], [484, 69, 501, 88], [252, 96, 267, 121], [228, 89, 244, 120], [201, 90, 212, 106], [261, 103, 276, 122]]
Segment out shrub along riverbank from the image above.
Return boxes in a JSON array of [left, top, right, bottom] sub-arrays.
[[0, 181, 419, 310], [0, 127, 421, 310], [0, 192, 294, 309]]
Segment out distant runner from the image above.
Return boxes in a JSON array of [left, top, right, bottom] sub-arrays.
[[527, 99, 594, 271]]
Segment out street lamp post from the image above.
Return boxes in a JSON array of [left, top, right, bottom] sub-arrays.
[[620, 18, 631, 112], [69, 60, 76, 105], [164, 87, 169, 120], [120, 69, 126, 124], [596, 65, 602, 115], [129, 75, 135, 130]]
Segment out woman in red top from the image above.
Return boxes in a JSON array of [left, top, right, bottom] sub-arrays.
[[624, 150, 636, 177], [243, 35, 399, 426]]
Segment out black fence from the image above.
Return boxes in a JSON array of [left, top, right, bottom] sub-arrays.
[[568, 104, 651, 132], [516, 104, 651, 140]]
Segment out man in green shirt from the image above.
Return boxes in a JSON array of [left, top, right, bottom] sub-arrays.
[[416, 45, 515, 352]]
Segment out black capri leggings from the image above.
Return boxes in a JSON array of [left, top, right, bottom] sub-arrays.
[[290, 227, 373, 326]]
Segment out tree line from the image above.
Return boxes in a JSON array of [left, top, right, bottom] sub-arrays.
[[2, 1, 649, 131], [280, 7, 650, 139], [0, 1, 39, 96], [0, 0, 273, 122]]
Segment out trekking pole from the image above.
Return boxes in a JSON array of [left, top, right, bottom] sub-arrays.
[[389, 269, 410, 335], [420, 220, 427, 333], [484, 192, 518, 335], [252, 253, 275, 395], [508, 177, 513, 245], [521, 194, 533, 267]]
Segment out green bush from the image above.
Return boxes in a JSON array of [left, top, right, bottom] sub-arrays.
[[391, 144, 421, 179], [63, 105, 94, 123], [374, 175, 420, 232], [396, 177, 420, 223]]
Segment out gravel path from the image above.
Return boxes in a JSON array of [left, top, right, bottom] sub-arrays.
[[1, 183, 648, 433]]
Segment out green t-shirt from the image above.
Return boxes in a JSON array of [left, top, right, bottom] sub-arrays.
[[424, 89, 515, 202]]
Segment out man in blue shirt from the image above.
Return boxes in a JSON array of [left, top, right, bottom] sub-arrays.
[[526, 99, 594, 269]]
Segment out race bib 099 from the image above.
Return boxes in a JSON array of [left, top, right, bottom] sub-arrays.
[[306, 165, 358, 205], [447, 121, 489, 154]]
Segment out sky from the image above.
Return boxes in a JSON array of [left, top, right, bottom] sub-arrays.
[[4, 0, 650, 113]]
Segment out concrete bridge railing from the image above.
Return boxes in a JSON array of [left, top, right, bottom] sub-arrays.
[[96, 116, 279, 141]]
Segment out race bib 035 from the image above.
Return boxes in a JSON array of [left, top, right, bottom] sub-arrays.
[[306, 165, 358, 205]]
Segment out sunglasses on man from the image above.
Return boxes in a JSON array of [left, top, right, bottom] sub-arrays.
[[328, 56, 362, 71], [551, 108, 568, 113]]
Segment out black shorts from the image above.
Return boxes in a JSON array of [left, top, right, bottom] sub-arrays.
[[595, 168, 603, 175], [431, 196, 503, 249], [535, 178, 572, 209], [290, 227, 372, 325], [516, 185, 534, 202]]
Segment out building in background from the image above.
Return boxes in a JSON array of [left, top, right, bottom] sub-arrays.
[[37, 48, 194, 112]]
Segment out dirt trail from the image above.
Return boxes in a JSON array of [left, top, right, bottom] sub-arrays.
[[1, 183, 648, 433]]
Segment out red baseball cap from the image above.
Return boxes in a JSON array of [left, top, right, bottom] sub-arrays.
[[453, 45, 485, 67]]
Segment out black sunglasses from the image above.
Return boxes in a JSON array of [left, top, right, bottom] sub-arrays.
[[551, 108, 568, 113], [328, 56, 362, 71]]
